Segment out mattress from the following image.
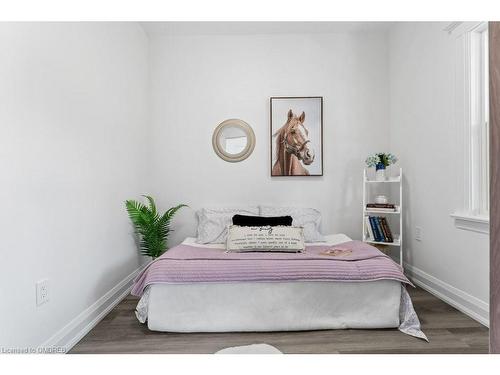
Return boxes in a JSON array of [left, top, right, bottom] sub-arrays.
[[146, 279, 401, 332]]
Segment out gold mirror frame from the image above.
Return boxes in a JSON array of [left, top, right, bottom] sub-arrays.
[[212, 119, 256, 162]]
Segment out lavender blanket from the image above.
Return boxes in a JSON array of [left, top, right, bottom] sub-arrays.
[[131, 240, 411, 296]]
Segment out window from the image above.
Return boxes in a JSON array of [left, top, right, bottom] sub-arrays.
[[451, 22, 489, 233], [470, 23, 489, 216]]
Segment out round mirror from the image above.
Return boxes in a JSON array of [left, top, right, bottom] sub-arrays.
[[212, 119, 256, 162]]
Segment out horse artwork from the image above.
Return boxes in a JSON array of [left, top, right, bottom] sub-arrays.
[[272, 110, 314, 175], [270, 97, 323, 176]]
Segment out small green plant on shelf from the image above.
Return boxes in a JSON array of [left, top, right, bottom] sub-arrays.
[[125, 195, 187, 259], [365, 152, 398, 170]]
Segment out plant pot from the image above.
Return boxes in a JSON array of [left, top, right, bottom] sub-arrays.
[[375, 163, 386, 181]]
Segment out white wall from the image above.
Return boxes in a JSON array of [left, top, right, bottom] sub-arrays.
[[149, 32, 390, 245], [389, 22, 489, 320], [0, 23, 150, 347]]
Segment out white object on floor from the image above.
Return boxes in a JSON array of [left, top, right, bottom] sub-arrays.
[[215, 343, 282, 354]]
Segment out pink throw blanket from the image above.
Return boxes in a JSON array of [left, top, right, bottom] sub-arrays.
[[131, 240, 411, 296]]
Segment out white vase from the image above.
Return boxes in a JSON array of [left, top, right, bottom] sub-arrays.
[[375, 167, 386, 181]]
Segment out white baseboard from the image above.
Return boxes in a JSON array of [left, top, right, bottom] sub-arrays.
[[40, 265, 145, 352], [404, 263, 489, 327]]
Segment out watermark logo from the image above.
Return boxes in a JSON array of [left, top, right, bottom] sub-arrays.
[[1, 346, 67, 354]]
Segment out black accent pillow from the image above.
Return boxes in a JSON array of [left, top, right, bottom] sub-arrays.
[[232, 214, 293, 227]]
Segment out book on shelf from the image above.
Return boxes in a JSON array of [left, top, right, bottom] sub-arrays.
[[375, 217, 386, 242], [366, 208, 398, 213], [364, 216, 375, 240], [368, 216, 382, 242], [378, 217, 389, 241], [379, 217, 394, 242], [365, 216, 394, 243], [365, 203, 397, 212], [366, 203, 396, 208]]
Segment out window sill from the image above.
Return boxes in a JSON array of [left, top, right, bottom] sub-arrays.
[[450, 212, 489, 234]]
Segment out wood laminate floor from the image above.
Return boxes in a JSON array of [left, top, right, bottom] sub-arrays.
[[70, 286, 488, 354]]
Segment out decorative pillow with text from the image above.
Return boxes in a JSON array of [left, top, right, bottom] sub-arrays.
[[226, 225, 305, 253]]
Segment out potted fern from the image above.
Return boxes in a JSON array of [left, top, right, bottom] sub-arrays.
[[125, 195, 186, 259]]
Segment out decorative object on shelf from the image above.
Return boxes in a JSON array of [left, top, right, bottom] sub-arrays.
[[125, 195, 187, 259], [365, 153, 398, 181], [212, 119, 256, 162], [270, 96, 323, 176], [375, 195, 388, 204]]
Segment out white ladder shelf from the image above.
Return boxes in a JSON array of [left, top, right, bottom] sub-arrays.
[[362, 167, 403, 267]]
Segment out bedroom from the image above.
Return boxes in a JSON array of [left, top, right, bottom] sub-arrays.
[[1, 0, 499, 372]]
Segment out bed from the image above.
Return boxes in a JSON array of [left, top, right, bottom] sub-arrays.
[[132, 234, 427, 340]]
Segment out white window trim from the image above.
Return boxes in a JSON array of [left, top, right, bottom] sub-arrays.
[[450, 213, 489, 234], [450, 21, 490, 234]]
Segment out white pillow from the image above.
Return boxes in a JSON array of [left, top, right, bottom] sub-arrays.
[[226, 225, 305, 252], [259, 206, 325, 242], [196, 207, 259, 244]]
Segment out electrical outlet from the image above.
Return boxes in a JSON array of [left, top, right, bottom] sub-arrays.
[[415, 226, 422, 241], [36, 279, 49, 306]]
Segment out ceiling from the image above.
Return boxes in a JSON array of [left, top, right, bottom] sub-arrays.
[[139, 22, 395, 36]]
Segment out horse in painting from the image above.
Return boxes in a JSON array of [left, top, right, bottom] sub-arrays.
[[272, 109, 315, 176]]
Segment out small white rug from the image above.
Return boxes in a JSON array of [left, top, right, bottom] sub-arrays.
[[215, 343, 283, 354]]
